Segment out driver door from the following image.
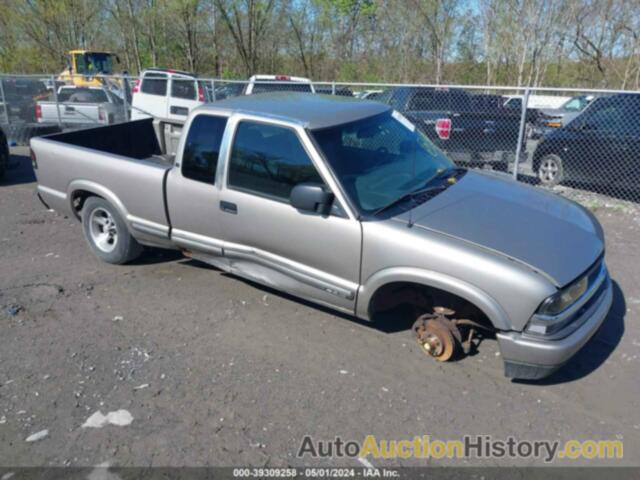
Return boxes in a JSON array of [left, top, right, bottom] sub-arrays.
[[218, 116, 362, 313]]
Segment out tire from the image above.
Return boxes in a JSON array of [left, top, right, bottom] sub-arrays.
[[537, 153, 564, 186], [0, 130, 8, 179], [81, 196, 143, 264]]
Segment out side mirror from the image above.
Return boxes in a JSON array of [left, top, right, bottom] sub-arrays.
[[290, 183, 334, 214]]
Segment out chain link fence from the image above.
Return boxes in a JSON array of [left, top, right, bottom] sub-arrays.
[[1, 73, 638, 203]]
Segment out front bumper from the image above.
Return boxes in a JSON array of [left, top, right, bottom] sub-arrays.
[[497, 270, 613, 380]]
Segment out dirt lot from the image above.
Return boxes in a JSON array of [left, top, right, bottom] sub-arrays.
[[1, 147, 639, 468]]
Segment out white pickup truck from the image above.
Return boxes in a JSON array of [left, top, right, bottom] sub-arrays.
[[36, 86, 127, 126]]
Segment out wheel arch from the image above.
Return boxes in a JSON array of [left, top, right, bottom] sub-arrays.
[[532, 141, 560, 172], [68, 180, 129, 222], [356, 267, 511, 330]]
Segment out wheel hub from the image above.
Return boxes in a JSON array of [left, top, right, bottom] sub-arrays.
[[420, 332, 444, 356], [412, 307, 461, 362], [89, 207, 118, 253], [540, 159, 559, 182]]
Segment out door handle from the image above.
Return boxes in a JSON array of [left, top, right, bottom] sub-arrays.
[[220, 201, 238, 214]]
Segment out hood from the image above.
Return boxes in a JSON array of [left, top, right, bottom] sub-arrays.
[[539, 109, 570, 119], [395, 171, 603, 287]]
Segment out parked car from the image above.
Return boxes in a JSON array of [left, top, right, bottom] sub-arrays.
[[244, 75, 315, 94], [131, 68, 208, 121], [31, 93, 612, 380], [533, 93, 640, 189], [37, 86, 126, 126], [532, 94, 603, 138], [378, 86, 521, 169]]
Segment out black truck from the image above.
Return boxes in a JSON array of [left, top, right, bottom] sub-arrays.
[[377, 87, 522, 170], [533, 93, 640, 192]]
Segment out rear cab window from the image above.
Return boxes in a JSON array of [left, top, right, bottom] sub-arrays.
[[58, 88, 109, 103], [227, 121, 324, 201], [141, 72, 168, 96], [249, 82, 313, 95], [181, 114, 228, 183]]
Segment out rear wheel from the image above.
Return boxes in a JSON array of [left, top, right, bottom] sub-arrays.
[[538, 154, 564, 186], [82, 196, 143, 264]]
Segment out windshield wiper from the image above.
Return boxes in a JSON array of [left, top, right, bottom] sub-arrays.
[[372, 167, 465, 217], [372, 184, 448, 217]]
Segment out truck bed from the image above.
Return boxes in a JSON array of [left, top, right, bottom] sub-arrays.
[[31, 119, 174, 242], [45, 119, 165, 159]]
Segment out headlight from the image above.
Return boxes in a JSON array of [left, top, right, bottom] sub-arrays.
[[526, 275, 589, 336], [538, 276, 588, 316]]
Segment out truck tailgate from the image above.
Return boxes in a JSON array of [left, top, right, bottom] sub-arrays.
[[38, 102, 103, 125]]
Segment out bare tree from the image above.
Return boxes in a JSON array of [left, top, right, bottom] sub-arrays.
[[214, 0, 276, 75]]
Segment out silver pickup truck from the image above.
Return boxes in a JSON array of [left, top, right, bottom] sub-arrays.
[[37, 86, 126, 126], [31, 93, 613, 380]]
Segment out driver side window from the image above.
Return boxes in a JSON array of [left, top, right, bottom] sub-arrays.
[[227, 122, 324, 201]]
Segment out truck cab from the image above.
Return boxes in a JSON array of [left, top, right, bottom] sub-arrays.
[[58, 50, 119, 87]]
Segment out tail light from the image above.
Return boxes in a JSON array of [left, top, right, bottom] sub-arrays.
[[275, 75, 291, 81], [198, 85, 205, 102], [35, 104, 42, 121], [30, 147, 38, 170], [98, 108, 106, 122], [435, 118, 452, 140], [132, 79, 140, 94]]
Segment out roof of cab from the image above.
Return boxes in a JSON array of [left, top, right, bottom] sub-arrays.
[[198, 92, 390, 130]]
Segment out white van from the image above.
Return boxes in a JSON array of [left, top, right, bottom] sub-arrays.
[[131, 69, 208, 121]]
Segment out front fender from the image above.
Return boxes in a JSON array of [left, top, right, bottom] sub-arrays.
[[356, 266, 512, 330]]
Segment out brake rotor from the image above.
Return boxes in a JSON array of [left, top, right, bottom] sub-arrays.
[[413, 316, 456, 362]]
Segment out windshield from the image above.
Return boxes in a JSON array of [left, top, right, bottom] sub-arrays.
[[561, 96, 588, 112], [76, 53, 114, 75], [311, 111, 453, 214]]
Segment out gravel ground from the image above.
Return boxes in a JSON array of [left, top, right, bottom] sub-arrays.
[[0, 147, 639, 468]]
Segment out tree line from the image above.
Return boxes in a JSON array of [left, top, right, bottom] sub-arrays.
[[1, 0, 639, 89]]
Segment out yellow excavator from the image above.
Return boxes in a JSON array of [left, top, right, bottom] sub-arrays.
[[58, 50, 121, 87]]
